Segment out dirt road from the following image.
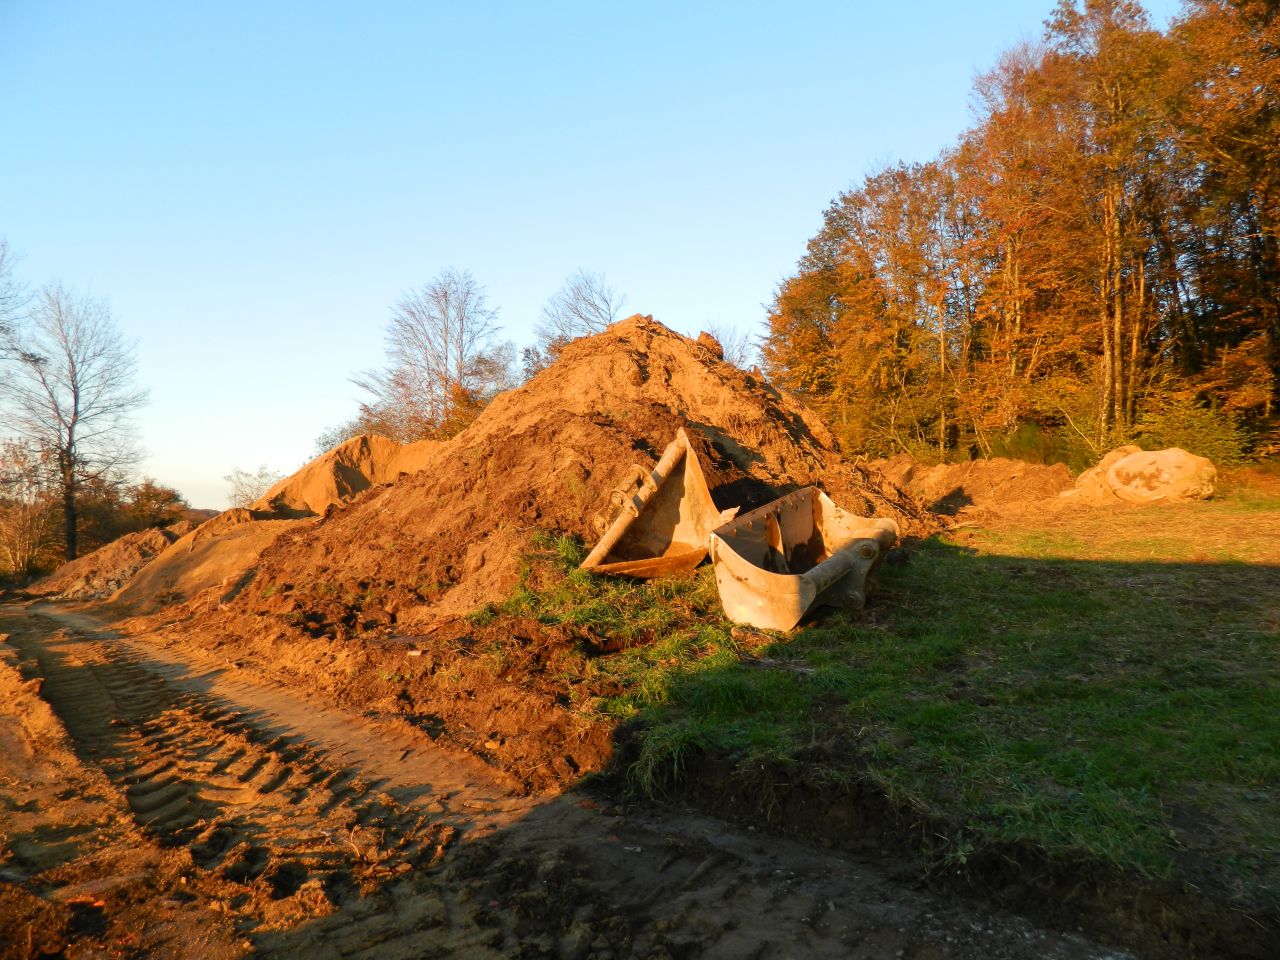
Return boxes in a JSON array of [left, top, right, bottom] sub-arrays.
[[0, 602, 1132, 959]]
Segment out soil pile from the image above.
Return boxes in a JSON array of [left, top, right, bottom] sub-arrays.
[[109, 516, 304, 615], [875, 454, 1075, 515], [29, 527, 180, 600], [104, 435, 439, 615], [125, 317, 932, 792], [252, 434, 441, 517], [223, 315, 933, 632]]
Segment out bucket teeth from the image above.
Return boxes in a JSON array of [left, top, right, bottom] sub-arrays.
[[580, 428, 737, 579]]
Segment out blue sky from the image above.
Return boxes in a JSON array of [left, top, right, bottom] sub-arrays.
[[0, 1, 1181, 507]]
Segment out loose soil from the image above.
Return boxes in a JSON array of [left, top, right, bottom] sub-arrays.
[[251, 434, 442, 518], [0, 602, 1133, 959], [109, 517, 306, 615], [209, 316, 933, 637], [874, 454, 1075, 517], [28, 527, 181, 601]]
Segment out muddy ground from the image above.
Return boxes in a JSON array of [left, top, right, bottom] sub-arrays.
[[0, 601, 1140, 960]]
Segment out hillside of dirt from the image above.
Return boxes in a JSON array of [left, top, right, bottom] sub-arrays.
[[78, 434, 437, 615], [95, 316, 934, 797], [252, 433, 441, 517], [219, 316, 932, 632], [109, 516, 305, 615]]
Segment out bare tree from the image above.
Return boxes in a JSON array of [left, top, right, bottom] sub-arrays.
[[0, 283, 147, 560], [313, 418, 366, 456], [705, 323, 759, 370], [534, 269, 625, 360], [353, 269, 511, 440], [0, 239, 28, 356], [223, 465, 282, 508]]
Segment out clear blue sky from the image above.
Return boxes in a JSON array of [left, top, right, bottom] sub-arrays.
[[0, 1, 1181, 508]]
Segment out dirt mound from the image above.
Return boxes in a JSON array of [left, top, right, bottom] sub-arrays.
[[119, 317, 933, 793], [100, 436, 440, 615], [29, 527, 179, 600], [252, 434, 441, 517], [216, 315, 932, 637], [875, 454, 1074, 515], [108, 516, 304, 615]]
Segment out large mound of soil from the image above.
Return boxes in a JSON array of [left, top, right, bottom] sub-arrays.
[[102, 434, 439, 614], [29, 527, 182, 600], [875, 454, 1075, 515], [221, 315, 933, 633], [252, 434, 441, 517], [114, 318, 933, 791]]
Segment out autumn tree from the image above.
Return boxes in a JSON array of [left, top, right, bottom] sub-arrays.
[[121, 478, 188, 530], [1040, 0, 1169, 439], [0, 284, 147, 560], [0, 439, 57, 576], [1164, 0, 1280, 421], [764, 0, 1275, 466]]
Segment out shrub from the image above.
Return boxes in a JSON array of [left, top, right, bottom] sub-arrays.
[[1133, 396, 1249, 467]]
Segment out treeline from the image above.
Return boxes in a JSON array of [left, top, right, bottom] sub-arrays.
[[0, 449, 191, 576], [763, 0, 1278, 467]]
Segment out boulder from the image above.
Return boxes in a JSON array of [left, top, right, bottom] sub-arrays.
[[1070, 444, 1142, 501], [1106, 447, 1217, 503]]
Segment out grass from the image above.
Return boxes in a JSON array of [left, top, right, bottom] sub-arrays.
[[499, 488, 1280, 901], [476, 531, 741, 715]]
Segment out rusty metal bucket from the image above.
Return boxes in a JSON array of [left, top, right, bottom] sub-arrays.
[[709, 487, 898, 631], [581, 428, 738, 578]]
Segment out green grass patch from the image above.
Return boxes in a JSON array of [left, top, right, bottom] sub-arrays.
[[501, 508, 1279, 900]]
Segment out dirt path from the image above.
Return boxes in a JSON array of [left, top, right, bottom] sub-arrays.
[[0, 603, 1135, 959]]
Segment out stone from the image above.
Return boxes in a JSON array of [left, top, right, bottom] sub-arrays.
[[1106, 447, 1216, 503], [1069, 444, 1142, 501]]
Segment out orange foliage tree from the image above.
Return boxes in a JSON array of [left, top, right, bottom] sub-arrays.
[[765, 0, 1278, 464]]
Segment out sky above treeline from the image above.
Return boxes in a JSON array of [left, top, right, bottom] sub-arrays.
[[1, 1, 1181, 508]]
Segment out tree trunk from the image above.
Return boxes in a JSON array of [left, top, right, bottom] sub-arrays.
[[62, 471, 77, 562], [1126, 256, 1146, 426]]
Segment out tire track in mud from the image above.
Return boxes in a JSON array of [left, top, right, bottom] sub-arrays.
[[5, 605, 1136, 960], [5, 605, 535, 955]]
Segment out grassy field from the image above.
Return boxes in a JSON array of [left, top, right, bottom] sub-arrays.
[[497, 484, 1280, 906]]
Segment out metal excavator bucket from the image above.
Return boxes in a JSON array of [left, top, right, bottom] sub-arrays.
[[709, 486, 899, 631], [581, 427, 739, 578]]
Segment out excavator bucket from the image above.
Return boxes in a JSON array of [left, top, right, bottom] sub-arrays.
[[709, 487, 898, 631], [581, 428, 738, 578]]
